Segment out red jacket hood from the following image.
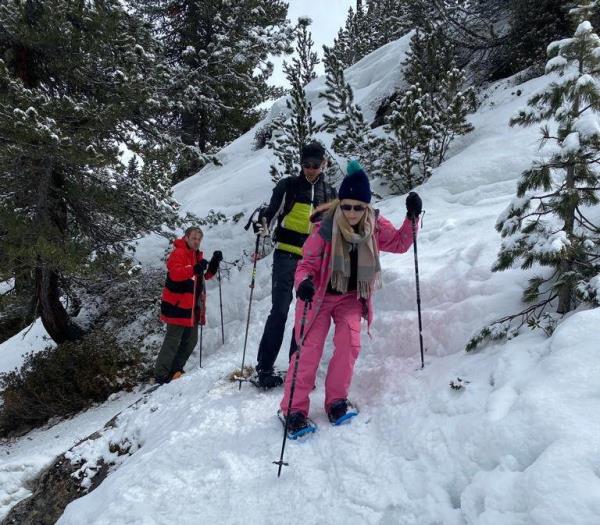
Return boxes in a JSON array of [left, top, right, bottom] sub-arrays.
[[174, 238, 191, 250], [173, 237, 203, 257]]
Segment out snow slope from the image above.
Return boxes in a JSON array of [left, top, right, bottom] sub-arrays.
[[2, 32, 600, 524]]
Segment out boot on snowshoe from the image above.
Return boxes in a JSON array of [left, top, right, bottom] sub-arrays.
[[257, 371, 284, 389], [278, 410, 317, 439], [327, 399, 359, 426]]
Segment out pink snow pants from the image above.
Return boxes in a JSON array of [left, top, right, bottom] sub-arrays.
[[280, 293, 363, 416]]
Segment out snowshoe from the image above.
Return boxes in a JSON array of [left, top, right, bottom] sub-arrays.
[[327, 399, 359, 426], [142, 383, 162, 396], [277, 410, 317, 440]]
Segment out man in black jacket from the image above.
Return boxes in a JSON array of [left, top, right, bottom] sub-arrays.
[[254, 142, 336, 388]]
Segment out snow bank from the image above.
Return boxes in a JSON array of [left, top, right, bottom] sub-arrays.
[[0, 319, 52, 375]]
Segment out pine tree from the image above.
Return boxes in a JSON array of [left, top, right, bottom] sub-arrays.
[[269, 75, 319, 183], [139, 0, 293, 183], [507, 0, 573, 74], [433, 68, 477, 165], [320, 45, 382, 177], [332, 2, 372, 68], [333, 0, 427, 69], [0, 0, 187, 343], [286, 17, 320, 87], [332, 9, 355, 69], [351, 0, 372, 61], [382, 85, 435, 193], [468, 3, 600, 350], [403, 22, 476, 168], [269, 19, 320, 183], [366, 0, 414, 49], [404, 24, 455, 100]]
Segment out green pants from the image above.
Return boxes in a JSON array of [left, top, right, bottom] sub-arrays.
[[154, 323, 198, 379]]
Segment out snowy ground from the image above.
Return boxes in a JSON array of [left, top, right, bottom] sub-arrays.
[[1, 33, 600, 525], [0, 389, 140, 521], [0, 318, 52, 376]]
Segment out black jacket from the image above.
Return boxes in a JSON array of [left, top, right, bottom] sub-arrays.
[[260, 172, 336, 255]]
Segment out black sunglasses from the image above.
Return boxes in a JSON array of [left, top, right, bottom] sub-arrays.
[[340, 204, 367, 212], [302, 160, 322, 169]]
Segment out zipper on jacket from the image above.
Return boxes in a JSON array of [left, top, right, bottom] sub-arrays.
[[309, 182, 315, 233], [191, 252, 198, 325]]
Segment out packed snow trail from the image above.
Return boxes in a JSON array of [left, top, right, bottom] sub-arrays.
[[1, 34, 599, 524], [55, 314, 600, 525]]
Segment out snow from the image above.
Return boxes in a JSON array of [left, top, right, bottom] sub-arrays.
[[562, 131, 581, 155], [2, 34, 600, 525], [576, 73, 598, 90], [545, 55, 567, 73], [533, 230, 570, 256], [576, 21, 594, 38], [0, 319, 53, 375], [588, 274, 600, 299], [574, 111, 600, 140], [0, 390, 142, 521], [547, 38, 573, 55], [0, 279, 13, 295]]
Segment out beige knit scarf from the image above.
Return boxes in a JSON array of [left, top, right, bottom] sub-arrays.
[[329, 203, 381, 299]]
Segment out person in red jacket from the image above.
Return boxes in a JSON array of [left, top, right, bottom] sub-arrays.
[[154, 226, 222, 384]]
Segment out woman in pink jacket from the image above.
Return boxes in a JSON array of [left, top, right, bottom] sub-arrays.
[[279, 160, 422, 437]]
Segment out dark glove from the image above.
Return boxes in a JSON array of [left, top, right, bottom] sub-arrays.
[[297, 278, 315, 302], [406, 192, 422, 220], [207, 250, 223, 275], [194, 260, 208, 275]]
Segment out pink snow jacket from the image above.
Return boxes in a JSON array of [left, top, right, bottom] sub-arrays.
[[294, 211, 418, 340]]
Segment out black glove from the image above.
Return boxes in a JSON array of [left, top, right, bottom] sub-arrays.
[[207, 250, 223, 274], [406, 192, 422, 220], [194, 260, 208, 275], [297, 278, 315, 302]]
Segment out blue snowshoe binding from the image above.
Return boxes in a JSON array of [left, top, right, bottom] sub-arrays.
[[327, 399, 359, 426], [278, 410, 317, 440]]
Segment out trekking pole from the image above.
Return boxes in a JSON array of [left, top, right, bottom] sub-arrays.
[[237, 206, 265, 389], [199, 324, 204, 368], [238, 233, 261, 389], [218, 267, 225, 345], [411, 214, 425, 369], [274, 292, 311, 477]]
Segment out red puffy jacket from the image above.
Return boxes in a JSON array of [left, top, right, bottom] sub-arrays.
[[160, 238, 215, 327]]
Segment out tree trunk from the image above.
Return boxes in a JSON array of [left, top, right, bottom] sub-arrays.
[[557, 162, 576, 314], [35, 264, 73, 344], [34, 165, 79, 343]]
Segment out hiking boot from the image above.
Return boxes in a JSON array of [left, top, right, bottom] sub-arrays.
[[257, 371, 283, 389], [287, 411, 310, 434], [171, 370, 185, 381], [327, 399, 359, 425], [154, 374, 171, 385]]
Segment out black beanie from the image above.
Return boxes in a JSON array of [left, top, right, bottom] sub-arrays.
[[300, 141, 325, 161], [338, 160, 371, 204]]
